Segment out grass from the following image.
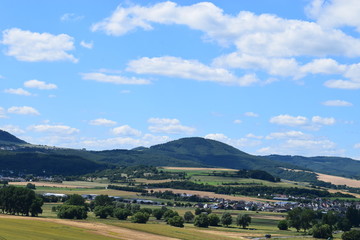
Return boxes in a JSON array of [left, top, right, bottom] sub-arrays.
[[0, 217, 117, 240]]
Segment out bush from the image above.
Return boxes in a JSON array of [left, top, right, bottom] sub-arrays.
[[208, 213, 220, 226], [221, 212, 233, 227], [278, 220, 288, 230], [194, 214, 209, 228], [184, 211, 195, 223], [311, 224, 332, 239], [57, 205, 87, 219], [342, 230, 360, 240], [163, 209, 179, 222], [168, 216, 184, 228], [114, 208, 131, 220], [131, 212, 149, 223], [139, 208, 152, 215]]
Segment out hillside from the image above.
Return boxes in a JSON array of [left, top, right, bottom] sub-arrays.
[[0, 130, 27, 145], [264, 155, 360, 179]]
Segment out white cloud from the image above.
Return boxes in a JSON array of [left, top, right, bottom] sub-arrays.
[[8, 106, 40, 115], [233, 119, 242, 124], [306, 0, 360, 31], [60, 13, 84, 22], [300, 58, 346, 75], [89, 118, 117, 126], [324, 79, 360, 90], [92, 1, 360, 57], [246, 133, 263, 139], [244, 112, 259, 117], [322, 100, 353, 107], [148, 117, 196, 134], [0, 107, 7, 118], [270, 114, 308, 126], [1, 28, 78, 63], [81, 72, 151, 85], [0, 125, 25, 134], [4, 88, 32, 96], [266, 131, 309, 140], [312, 116, 336, 125], [205, 133, 261, 149], [112, 125, 142, 137], [354, 143, 360, 149], [80, 41, 93, 49], [127, 56, 258, 86], [28, 124, 79, 135], [24, 79, 57, 90]]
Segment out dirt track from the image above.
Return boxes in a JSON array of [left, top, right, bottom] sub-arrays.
[[0, 214, 179, 240]]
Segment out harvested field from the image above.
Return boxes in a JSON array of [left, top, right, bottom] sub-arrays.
[[148, 188, 276, 202], [9, 181, 93, 188], [0, 214, 179, 240], [161, 167, 237, 171], [317, 173, 360, 188]]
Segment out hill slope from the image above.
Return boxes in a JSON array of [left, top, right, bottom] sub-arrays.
[[0, 130, 27, 145]]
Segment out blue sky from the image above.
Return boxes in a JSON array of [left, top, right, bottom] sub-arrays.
[[1, 0, 360, 159]]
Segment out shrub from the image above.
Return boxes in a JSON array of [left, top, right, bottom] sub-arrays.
[[311, 224, 332, 239], [278, 220, 288, 230], [131, 212, 149, 223], [194, 214, 209, 228], [342, 230, 360, 240], [168, 216, 184, 228]]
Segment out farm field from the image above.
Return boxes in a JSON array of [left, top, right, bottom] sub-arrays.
[[317, 172, 360, 188]]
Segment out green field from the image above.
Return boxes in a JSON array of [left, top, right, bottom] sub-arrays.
[[0, 218, 117, 240]]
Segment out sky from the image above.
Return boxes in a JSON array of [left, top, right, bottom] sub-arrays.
[[1, 0, 360, 160]]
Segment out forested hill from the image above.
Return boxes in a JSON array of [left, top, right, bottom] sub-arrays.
[[0, 129, 27, 144], [264, 155, 360, 179]]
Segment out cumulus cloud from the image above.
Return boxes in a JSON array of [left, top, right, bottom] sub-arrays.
[[89, 118, 117, 126], [24, 79, 57, 90], [4, 88, 32, 96], [92, 1, 360, 57], [127, 56, 258, 86], [0, 107, 7, 118], [270, 114, 308, 126], [80, 41, 93, 49], [81, 72, 151, 85], [266, 131, 309, 140], [1, 28, 78, 62], [28, 124, 79, 135], [112, 125, 142, 137], [60, 13, 84, 22], [244, 112, 259, 117], [322, 100, 353, 107], [324, 79, 360, 90], [8, 106, 40, 115], [148, 118, 196, 134], [0, 125, 25, 134], [205, 133, 261, 149], [233, 119, 242, 124], [312, 116, 336, 125], [306, 0, 360, 31]]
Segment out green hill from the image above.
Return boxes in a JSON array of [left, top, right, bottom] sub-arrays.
[[0, 129, 27, 145]]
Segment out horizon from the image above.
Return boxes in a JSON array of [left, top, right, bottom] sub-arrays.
[[1, 1, 359, 159]]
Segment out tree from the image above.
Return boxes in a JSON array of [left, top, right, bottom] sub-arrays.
[[194, 214, 209, 228], [65, 194, 86, 207], [287, 207, 302, 231], [114, 208, 131, 220], [94, 206, 114, 219], [287, 207, 315, 232], [322, 211, 338, 231], [26, 183, 36, 189], [29, 196, 43, 217], [163, 209, 179, 222], [346, 205, 360, 227], [94, 195, 113, 207], [337, 217, 352, 232], [208, 213, 220, 226], [139, 208, 152, 215], [236, 214, 251, 229], [277, 220, 288, 230], [57, 205, 87, 219], [342, 230, 360, 240], [184, 211, 195, 223], [168, 216, 184, 228], [131, 212, 149, 223], [152, 208, 164, 220], [221, 212, 233, 227], [312, 224, 332, 239]]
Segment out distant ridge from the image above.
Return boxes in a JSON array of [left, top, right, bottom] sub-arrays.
[[0, 129, 27, 144]]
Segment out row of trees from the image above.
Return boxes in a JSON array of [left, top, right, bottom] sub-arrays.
[[0, 185, 43, 217], [281, 206, 360, 239]]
